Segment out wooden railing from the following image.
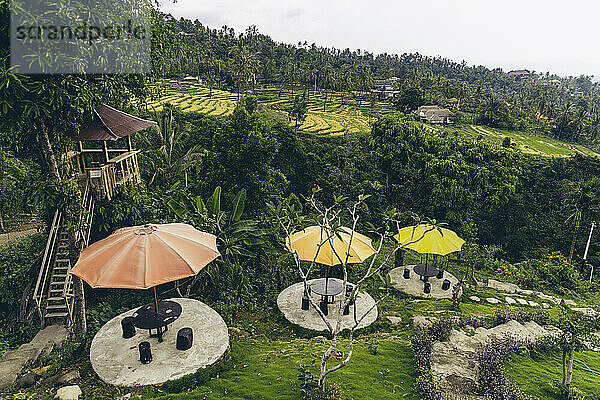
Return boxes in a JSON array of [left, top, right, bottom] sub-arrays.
[[64, 149, 141, 200], [33, 209, 62, 323], [33, 178, 95, 326]]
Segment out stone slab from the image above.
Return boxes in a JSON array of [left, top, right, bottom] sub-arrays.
[[90, 298, 229, 387], [0, 324, 66, 390], [56, 385, 82, 400], [486, 298, 501, 304], [389, 266, 459, 299], [487, 279, 519, 293], [277, 279, 377, 331], [431, 320, 558, 396], [516, 298, 529, 306], [505, 296, 516, 304], [468, 296, 480, 302]]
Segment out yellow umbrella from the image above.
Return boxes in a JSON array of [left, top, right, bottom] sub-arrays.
[[286, 225, 376, 288], [395, 224, 465, 256], [286, 225, 376, 265]]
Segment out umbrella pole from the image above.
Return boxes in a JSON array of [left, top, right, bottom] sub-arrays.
[[153, 286, 159, 316], [153, 286, 164, 343], [325, 265, 329, 291]]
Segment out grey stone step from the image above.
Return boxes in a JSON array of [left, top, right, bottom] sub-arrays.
[[47, 297, 65, 302]]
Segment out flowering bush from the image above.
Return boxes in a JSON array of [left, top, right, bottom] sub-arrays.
[[411, 313, 553, 400], [477, 336, 555, 400]]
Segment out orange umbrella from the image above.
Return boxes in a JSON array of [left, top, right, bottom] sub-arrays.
[[70, 223, 220, 310]]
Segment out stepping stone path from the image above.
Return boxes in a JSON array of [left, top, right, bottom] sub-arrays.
[[486, 279, 579, 309], [0, 325, 66, 390], [505, 296, 516, 304], [468, 296, 481, 302], [486, 298, 501, 304], [430, 320, 559, 397], [542, 303, 551, 309], [487, 279, 519, 293], [516, 298, 529, 306]]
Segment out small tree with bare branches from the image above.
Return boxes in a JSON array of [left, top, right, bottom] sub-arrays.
[[268, 189, 434, 390]]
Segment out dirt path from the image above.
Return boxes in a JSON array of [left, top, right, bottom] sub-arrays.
[[0, 228, 39, 247]]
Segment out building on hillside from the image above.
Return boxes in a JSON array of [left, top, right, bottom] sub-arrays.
[[508, 69, 531, 79], [371, 76, 401, 100], [415, 105, 454, 124]]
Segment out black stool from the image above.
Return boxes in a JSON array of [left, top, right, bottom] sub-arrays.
[[424, 282, 431, 294], [139, 341, 152, 364], [442, 279, 451, 291], [176, 328, 193, 350], [121, 316, 136, 339], [436, 269, 444, 279], [301, 294, 310, 310], [319, 300, 328, 316], [343, 303, 350, 315], [403, 268, 410, 279]]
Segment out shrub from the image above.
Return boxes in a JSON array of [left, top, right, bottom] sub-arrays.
[[0, 233, 45, 320], [514, 251, 580, 295]]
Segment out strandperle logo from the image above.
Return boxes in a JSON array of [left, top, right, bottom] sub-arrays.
[[10, 0, 152, 74], [15, 20, 147, 46]]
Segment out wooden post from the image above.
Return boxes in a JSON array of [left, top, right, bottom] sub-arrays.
[[102, 141, 109, 165], [127, 135, 133, 152], [78, 141, 84, 172]]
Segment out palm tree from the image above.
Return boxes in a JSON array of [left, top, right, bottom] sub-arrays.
[[229, 43, 259, 102], [565, 178, 600, 263], [139, 108, 205, 188]]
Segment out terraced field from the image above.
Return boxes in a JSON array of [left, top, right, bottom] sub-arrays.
[[143, 81, 394, 135], [144, 82, 600, 158], [435, 124, 600, 158]]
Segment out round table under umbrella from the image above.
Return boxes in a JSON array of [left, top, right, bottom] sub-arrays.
[[285, 225, 376, 298], [395, 223, 465, 279], [70, 223, 221, 340]]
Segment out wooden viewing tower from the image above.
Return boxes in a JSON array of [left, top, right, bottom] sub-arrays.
[[33, 105, 156, 327]]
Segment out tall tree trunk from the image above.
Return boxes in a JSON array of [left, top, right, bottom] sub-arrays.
[[562, 350, 568, 385], [569, 214, 581, 263], [0, 212, 4, 232], [67, 222, 86, 335], [566, 347, 575, 387], [72, 275, 87, 335], [39, 119, 61, 180]]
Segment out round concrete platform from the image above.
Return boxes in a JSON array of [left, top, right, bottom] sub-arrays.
[[90, 298, 229, 386], [389, 265, 459, 299], [277, 278, 378, 331]]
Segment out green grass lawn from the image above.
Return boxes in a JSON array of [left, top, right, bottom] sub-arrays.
[[505, 349, 600, 400], [136, 331, 418, 400]]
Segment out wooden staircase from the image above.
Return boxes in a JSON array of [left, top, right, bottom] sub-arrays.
[[33, 180, 94, 327]]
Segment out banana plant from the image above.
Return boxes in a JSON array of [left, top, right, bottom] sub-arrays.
[[167, 186, 271, 296]]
